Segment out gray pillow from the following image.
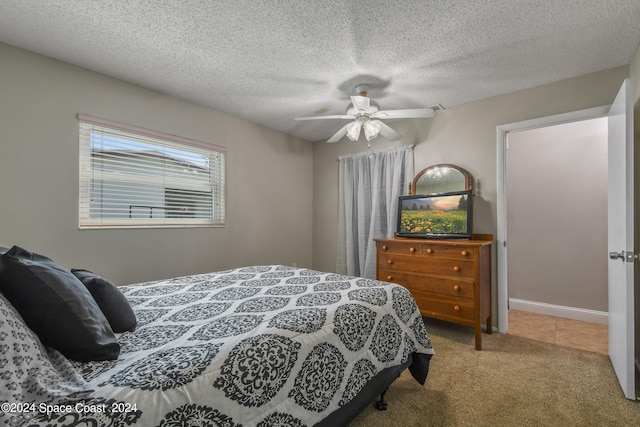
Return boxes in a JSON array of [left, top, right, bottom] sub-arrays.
[[71, 269, 137, 333], [0, 246, 120, 361]]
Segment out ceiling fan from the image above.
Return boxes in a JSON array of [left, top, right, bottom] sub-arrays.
[[295, 84, 437, 144]]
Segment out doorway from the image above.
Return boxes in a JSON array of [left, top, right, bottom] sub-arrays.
[[496, 106, 610, 333]]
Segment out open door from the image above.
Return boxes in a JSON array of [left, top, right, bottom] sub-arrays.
[[607, 78, 636, 400]]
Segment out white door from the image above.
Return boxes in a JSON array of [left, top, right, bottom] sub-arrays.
[[607, 77, 635, 400]]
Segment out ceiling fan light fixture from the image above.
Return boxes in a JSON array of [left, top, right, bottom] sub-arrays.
[[363, 120, 381, 141], [346, 121, 362, 141]]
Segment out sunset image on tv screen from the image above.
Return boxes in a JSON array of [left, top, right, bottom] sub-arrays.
[[399, 194, 469, 234]]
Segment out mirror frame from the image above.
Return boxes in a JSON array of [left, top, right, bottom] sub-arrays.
[[409, 163, 473, 195]]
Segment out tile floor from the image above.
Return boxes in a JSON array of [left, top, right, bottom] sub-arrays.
[[508, 309, 608, 355]]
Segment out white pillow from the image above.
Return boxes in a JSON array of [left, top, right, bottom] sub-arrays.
[[0, 292, 93, 425]]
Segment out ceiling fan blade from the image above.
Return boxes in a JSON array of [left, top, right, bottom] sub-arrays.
[[350, 95, 370, 111], [372, 108, 436, 119], [375, 120, 402, 141], [326, 123, 351, 143], [295, 114, 353, 121]]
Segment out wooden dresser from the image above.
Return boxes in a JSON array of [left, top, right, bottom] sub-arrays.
[[375, 234, 493, 350]]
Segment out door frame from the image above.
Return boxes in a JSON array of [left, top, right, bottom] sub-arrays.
[[495, 105, 611, 333]]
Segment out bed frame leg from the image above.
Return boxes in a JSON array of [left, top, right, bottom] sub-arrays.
[[375, 388, 389, 411]]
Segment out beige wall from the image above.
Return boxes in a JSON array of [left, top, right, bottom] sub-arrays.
[[0, 43, 313, 284], [506, 118, 608, 312], [313, 65, 629, 325]]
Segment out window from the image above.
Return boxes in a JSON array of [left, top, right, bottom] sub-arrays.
[[79, 114, 225, 228]]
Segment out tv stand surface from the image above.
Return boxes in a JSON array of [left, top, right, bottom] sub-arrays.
[[375, 234, 493, 350]]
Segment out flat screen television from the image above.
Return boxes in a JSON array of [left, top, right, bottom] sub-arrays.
[[396, 190, 473, 239]]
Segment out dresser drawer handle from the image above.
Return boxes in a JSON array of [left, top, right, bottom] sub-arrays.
[[426, 248, 433, 254], [454, 305, 461, 311], [382, 245, 388, 250], [461, 250, 468, 256], [387, 275, 393, 281], [453, 285, 460, 291], [387, 259, 393, 265], [409, 247, 416, 253], [453, 266, 460, 272]]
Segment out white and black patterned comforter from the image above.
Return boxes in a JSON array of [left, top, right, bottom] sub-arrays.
[[23, 265, 434, 427]]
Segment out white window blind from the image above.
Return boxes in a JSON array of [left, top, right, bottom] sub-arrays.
[[79, 114, 225, 229]]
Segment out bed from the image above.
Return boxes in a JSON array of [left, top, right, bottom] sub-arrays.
[[0, 250, 434, 427]]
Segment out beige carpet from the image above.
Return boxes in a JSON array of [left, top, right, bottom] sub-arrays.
[[350, 318, 640, 427]]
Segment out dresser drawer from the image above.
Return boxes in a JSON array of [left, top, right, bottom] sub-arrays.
[[377, 241, 476, 261], [377, 241, 422, 255], [411, 293, 475, 322], [378, 269, 474, 299], [378, 254, 476, 279], [420, 244, 476, 261]]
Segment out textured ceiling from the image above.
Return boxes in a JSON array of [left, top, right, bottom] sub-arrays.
[[1, 0, 639, 142]]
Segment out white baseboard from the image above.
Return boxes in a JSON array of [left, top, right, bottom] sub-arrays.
[[509, 298, 608, 325]]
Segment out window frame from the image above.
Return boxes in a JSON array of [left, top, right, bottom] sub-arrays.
[[78, 114, 225, 229]]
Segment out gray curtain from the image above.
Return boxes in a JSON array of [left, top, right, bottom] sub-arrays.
[[336, 145, 414, 278]]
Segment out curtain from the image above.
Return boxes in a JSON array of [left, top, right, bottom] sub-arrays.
[[336, 144, 414, 278]]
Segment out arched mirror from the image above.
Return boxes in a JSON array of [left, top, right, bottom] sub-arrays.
[[409, 164, 473, 195]]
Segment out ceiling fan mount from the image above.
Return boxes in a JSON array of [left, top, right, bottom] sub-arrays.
[[295, 83, 437, 145], [355, 84, 369, 97]]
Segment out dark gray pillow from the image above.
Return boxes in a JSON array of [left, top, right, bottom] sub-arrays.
[[71, 269, 137, 333], [0, 246, 120, 361]]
